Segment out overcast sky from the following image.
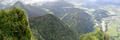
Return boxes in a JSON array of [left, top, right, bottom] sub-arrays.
[[21, 0, 57, 4], [0, 0, 120, 5], [0, 0, 120, 3], [0, 0, 57, 5]]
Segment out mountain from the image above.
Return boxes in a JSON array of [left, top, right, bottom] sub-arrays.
[[93, 9, 110, 23], [29, 14, 79, 40], [12, 1, 75, 18], [12, 1, 95, 36], [0, 7, 32, 40], [41, 1, 74, 18], [62, 8, 95, 35], [41, 1, 95, 35], [12, 1, 50, 17]]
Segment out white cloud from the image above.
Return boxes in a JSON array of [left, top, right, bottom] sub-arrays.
[[0, 0, 16, 5], [21, 0, 57, 4], [0, 0, 57, 5]]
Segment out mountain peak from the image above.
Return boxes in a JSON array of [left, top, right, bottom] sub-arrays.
[[14, 1, 23, 5], [34, 14, 58, 20]]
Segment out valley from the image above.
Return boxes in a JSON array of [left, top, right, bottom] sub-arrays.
[[0, 0, 120, 40]]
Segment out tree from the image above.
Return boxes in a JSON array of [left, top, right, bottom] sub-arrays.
[[80, 30, 110, 40], [0, 7, 32, 40]]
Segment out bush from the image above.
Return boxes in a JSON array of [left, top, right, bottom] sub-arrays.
[[80, 30, 110, 40]]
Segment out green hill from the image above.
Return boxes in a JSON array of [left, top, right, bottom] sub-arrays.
[[80, 30, 110, 40], [0, 8, 32, 40], [29, 14, 79, 40], [62, 9, 95, 35]]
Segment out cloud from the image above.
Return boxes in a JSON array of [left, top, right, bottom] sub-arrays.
[[0, 0, 16, 5], [1, 0, 120, 5], [21, 0, 57, 4], [0, 0, 58, 5]]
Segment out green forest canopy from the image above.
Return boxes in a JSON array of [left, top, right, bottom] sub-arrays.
[[0, 7, 32, 40], [80, 30, 110, 40]]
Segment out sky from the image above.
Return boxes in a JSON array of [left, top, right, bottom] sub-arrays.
[[0, 0, 98, 4], [0, 0, 57, 5], [0, 0, 120, 5], [21, 0, 57, 4]]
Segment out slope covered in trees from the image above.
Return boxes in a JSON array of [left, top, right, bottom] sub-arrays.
[[62, 9, 95, 35], [80, 30, 110, 40], [29, 14, 79, 40], [0, 8, 32, 40]]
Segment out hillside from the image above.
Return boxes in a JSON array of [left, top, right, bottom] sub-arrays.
[[11, 1, 75, 18], [41, 1, 74, 18], [93, 9, 110, 23], [80, 30, 110, 40], [12, 1, 50, 17], [62, 9, 95, 35], [11, 1, 95, 36], [102, 16, 120, 40], [29, 14, 79, 40]]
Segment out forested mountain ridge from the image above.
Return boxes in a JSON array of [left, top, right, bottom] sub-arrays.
[[12, 1, 50, 17], [11, 1, 96, 39], [11, 1, 96, 35], [62, 8, 95, 35], [29, 14, 79, 40]]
